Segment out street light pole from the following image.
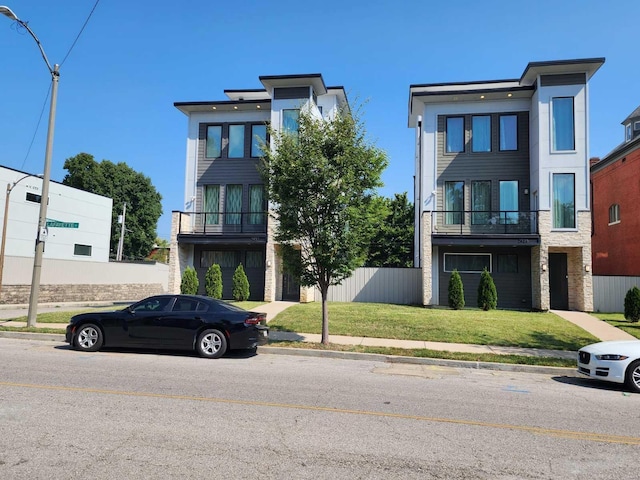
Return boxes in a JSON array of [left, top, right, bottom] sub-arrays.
[[1, 5, 59, 327], [0, 173, 43, 296]]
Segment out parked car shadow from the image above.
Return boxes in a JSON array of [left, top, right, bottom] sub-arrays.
[[54, 344, 258, 359], [552, 375, 635, 393]]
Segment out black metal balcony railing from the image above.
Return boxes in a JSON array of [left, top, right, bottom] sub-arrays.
[[431, 210, 538, 235], [178, 211, 268, 235]]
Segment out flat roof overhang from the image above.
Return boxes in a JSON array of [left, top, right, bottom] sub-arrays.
[[259, 73, 327, 96], [174, 99, 271, 115], [431, 235, 540, 247], [177, 234, 267, 246]]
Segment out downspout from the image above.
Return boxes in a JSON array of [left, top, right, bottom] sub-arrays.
[[416, 115, 422, 268]]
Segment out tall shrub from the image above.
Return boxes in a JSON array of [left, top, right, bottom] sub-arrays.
[[232, 264, 250, 301], [624, 286, 640, 322], [180, 266, 199, 295], [205, 264, 223, 299], [448, 269, 465, 310], [477, 268, 498, 311]]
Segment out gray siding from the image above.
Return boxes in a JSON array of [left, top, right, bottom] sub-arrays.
[[540, 73, 586, 86], [593, 276, 640, 313], [438, 246, 533, 309], [196, 122, 264, 213], [322, 268, 422, 305], [436, 113, 530, 232]]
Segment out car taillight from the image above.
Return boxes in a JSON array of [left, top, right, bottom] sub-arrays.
[[244, 314, 265, 326]]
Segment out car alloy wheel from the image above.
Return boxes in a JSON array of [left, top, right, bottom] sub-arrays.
[[626, 360, 640, 394], [196, 329, 227, 359], [74, 324, 103, 352]]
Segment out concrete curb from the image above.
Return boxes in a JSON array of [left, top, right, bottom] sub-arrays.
[[258, 346, 579, 376], [0, 331, 578, 376]]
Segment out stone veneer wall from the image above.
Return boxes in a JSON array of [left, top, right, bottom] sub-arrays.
[[264, 219, 277, 302], [0, 283, 164, 304], [421, 213, 433, 306], [536, 211, 593, 311], [168, 211, 194, 294]]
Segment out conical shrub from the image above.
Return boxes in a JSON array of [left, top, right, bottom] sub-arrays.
[[180, 266, 199, 295], [624, 286, 640, 322], [477, 268, 497, 311], [232, 264, 250, 301], [448, 269, 465, 310], [205, 264, 223, 299]]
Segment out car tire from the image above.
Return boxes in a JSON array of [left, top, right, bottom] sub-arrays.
[[196, 329, 227, 359], [74, 323, 103, 352], [625, 360, 640, 393]]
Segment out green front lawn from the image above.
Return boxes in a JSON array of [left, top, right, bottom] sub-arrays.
[[591, 313, 640, 340], [269, 302, 599, 351]]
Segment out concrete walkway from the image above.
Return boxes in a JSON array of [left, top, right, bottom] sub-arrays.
[[0, 301, 636, 360]]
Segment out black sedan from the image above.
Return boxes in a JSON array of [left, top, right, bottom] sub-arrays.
[[65, 295, 269, 358]]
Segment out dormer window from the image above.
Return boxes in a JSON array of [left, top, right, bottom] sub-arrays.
[[626, 124, 632, 142], [635, 121, 640, 131]]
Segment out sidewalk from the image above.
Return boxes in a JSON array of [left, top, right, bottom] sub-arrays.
[[0, 300, 635, 360]]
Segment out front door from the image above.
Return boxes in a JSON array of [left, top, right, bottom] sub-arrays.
[[282, 271, 300, 301], [549, 253, 569, 310]]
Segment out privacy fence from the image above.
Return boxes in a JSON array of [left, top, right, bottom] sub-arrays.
[[324, 268, 422, 305]]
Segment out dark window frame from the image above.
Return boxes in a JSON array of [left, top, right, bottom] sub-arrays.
[[445, 116, 465, 154], [499, 114, 519, 151], [250, 123, 268, 158], [228, 124, 246, 158], [74, 244, 92, 256], [471, 115, 492, 153], [551, 97, 575, 151], [497, 254, 518, 273], [205, 124, 223, 159], [443, 253, 492, 273]]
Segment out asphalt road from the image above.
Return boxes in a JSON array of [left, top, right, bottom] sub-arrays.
[[1, 338, 639, 479]]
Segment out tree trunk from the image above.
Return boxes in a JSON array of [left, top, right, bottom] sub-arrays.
[[320, 284, 329, 345]]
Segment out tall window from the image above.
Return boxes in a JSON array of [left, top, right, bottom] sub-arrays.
[[228, 125, 245, 158], [206, 125, 222, 158], [446, 117, 464, 153], [445, 181, 464, 224], [499, 180, 518, 224], [251, 124, 267, 157], [499, 115, 518, 151], [283, 109, 300, 135], [225, 185, 242, 225], [609, 204, 620, 224], [553, 173, 575, 228], [626, 124, 632, 142], [471, 181, 491, 224], [249, 185, 265, 225], [552, 97, 575, 151], [204, 185, 220, 225], [472, 116, 491, 152]]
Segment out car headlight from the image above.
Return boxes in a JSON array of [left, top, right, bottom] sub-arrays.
[[595, 354, 629, 361]]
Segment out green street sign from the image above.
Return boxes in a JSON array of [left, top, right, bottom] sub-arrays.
[[46, 220, 79, 228]]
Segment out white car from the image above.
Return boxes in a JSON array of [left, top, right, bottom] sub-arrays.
[[577, 340, 640, 393]]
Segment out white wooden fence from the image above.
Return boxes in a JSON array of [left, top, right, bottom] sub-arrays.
[[593, 276, 640, 313]]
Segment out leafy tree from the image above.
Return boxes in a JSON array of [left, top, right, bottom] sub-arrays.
[[262, 106, 388, 344], [205, 264, 223, 299], [365, 192, 414, 267], [448, 269, 465, 310], [62, 152, 163, 260], [232, 264, 250, 301], [477, 268, 498, 311], [624, 286, 640, 322], [180, 266, 199, 295], [148, 237, 170, 264]]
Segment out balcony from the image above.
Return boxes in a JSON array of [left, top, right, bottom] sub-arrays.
[[431, 210, 538, 238], [177, 211, 267, 238]]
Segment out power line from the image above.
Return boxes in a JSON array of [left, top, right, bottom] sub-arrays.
[[20, 82, 51, 170], [60, 0, 101, 67]]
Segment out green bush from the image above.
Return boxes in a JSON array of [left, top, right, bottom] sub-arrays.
[[205, 264, 223, 299], [448, 269, 465, 310], [624, 286, 640, 322], [180, 266, 199, 295], [232, 264, 250, 301], [477, 268, 498, 311]]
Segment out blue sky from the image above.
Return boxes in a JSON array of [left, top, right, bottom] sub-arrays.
[[1, 0, 638, 242]]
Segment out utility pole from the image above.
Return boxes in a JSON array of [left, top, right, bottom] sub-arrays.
[[116, 202, 126, 261]]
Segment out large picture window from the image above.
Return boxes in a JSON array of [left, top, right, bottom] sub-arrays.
[[471, 181, 491, 224], [472, 116, 491, 152], [225, 185, 242, 225], [444, 253, 491, 273], [251, 124, 267, 157], [552, 97, 575, 151], [445, 181, 464, 225], [499, 180, 518, 224], [228, 125, 245, 158], [499, 115, 518, 151], [552, 173, 575, 228], [446, 117, 464, 153], [206, 125, 222, 158]]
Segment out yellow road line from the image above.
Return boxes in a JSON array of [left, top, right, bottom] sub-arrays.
[[2, 381, 639, 445]]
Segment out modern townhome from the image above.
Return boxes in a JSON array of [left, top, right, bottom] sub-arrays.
[[408, 58, 604, 311], [591, 104, 640, 275], [171, 74, 348, 301]]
